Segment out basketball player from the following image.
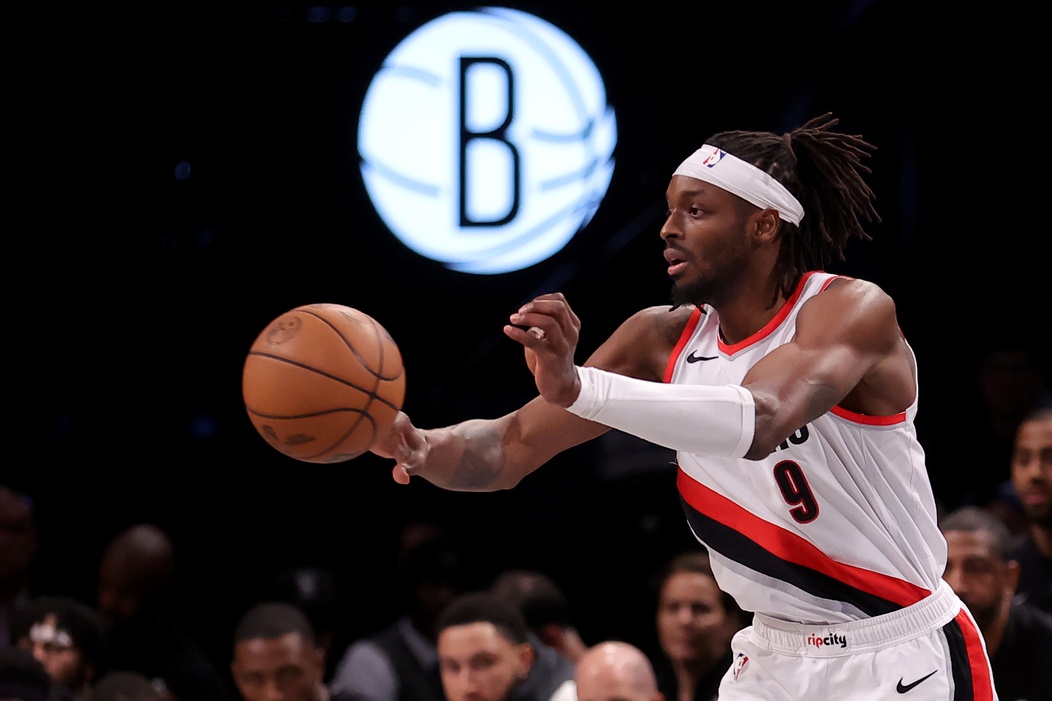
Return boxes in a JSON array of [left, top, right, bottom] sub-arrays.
[[373, 114, 998, 699]]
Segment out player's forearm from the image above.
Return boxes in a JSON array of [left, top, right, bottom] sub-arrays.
[[419, 417, 527, 492], [566, 366, 755, 458]]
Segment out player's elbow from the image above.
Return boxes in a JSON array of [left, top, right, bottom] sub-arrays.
[[743, 390, 791, 459], [743, 435, 781, 461]]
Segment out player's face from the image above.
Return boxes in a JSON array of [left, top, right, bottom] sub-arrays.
[[942, 530, 1013, 626], [438, 622, 532, 701], [1011, 416, 1052, 525], [231, 632, 324, 701], [662, 175, 753, 308], [656, 571, 735, 666]]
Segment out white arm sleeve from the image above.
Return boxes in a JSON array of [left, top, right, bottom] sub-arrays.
[[566, 365, 755, 458]]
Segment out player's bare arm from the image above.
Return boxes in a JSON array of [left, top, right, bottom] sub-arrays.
[[378, 295, 677, 490], [391, 400, 604, 491], [741, 276, 915, 459]]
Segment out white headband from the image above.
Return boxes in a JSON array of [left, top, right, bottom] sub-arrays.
[[673, 144, 805, 225], [29, 622, 73, 649]]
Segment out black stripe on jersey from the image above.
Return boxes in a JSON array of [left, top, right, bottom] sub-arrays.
[[944, 618, 974, 701], [681, 497, 901, 616]]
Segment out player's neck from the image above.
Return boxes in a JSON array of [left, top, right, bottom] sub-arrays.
[[713, 269, 788, 345], [716, 294, 786, 346]]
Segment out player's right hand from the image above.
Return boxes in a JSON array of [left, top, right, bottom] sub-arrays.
[[371, 412, 428, 484]]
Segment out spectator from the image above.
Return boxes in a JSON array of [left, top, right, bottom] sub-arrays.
[[329, 524, 478, 701], [932, 346, 1050, 518], [12, 595, 110, 701], [267, 567, 342, 682], [650, 552, 745, 701], [0, 646, 53, 701], [436, 591, 576, 701], [1008, 405, 1052, 616], [230, 602, 350, 701], [940, 505, 1052, 700], [89, 671, 172, 701], [490, 570, 588, 666], [95, 524, 229, 701], [574, 641, 664, 701], [0, 486, 38, 649]]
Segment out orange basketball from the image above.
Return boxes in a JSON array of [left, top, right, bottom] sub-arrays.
[[242, 303, 406, 463]]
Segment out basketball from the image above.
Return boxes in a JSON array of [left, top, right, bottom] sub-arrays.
[[242, 303, 406, 463]]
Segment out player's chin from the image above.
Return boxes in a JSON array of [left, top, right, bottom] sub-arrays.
[[669, 279, 697, 308]]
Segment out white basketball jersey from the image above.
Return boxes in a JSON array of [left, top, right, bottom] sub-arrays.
[[667, 271, 946, 624]]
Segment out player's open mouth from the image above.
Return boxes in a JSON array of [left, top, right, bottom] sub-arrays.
[[664, 249, 687, 276]]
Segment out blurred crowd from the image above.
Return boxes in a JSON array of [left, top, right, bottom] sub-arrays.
[[2, 347, 1050, 701]]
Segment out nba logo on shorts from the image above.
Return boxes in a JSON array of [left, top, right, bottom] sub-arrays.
[[358, 7, 617, 274], [732, 652, 749, 682]]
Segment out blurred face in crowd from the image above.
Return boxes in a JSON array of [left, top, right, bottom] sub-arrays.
[[1012, 412, 1052, 526], [96, 525, 174, 622], [438, 621, 533, 701], [231, 632, 325, 701], [0, 486, 37, 586], [656, 570, 737, 668], [574, 642, 665, 701], [17, 614, 91, 691], [942, 529, 1018, 632]]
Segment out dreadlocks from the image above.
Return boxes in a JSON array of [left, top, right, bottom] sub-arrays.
[[707, 113, 880, 302]]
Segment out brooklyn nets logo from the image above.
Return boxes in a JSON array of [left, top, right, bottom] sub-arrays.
[[358, 7, 617, 274]]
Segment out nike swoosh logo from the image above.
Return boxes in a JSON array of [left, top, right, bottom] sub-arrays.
[[896, 670, 937, 693], [686, 350, 718, 363]]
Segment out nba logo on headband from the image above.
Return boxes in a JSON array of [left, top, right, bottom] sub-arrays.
[[701, 147, 725, 168], [674, 144, 805, 225]]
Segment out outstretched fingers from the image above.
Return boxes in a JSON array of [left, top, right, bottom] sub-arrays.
[[504, 293, 583, 407], [507, 292, 580, 348]]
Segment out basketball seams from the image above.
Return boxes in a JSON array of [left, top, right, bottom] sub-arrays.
[[243, 304, 406, 464], [303, 307, 405, 383], [243, 353, 403, 413]]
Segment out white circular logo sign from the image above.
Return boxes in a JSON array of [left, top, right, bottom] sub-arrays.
[[358, 7, 617, 274]]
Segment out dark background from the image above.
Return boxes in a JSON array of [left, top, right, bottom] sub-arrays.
[[10, 0, 1048, 678]]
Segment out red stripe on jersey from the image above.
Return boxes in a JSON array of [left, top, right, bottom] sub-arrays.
[[830, 405, 907, 425], [955, 609, 995, 701], [719, 271, 821, 355], [664, 307, 704, 383], [677, 469, 930, 607]]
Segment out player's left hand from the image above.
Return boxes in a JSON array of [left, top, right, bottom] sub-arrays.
[[504, 292, 582, 408]]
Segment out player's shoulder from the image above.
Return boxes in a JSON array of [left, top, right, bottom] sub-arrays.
[[804, 275, 902, 342], [587, 304, 694, 379], [623, 304, 696, 341], [817, 275, 897, 313]]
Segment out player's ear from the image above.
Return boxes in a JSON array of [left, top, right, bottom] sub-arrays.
[[752, 209, 781, 242]]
